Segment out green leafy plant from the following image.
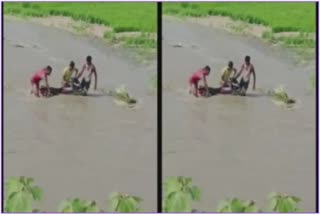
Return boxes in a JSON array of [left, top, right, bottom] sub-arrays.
[[216, 198, 259, 212], [4, 176, 43, 212], [108, 192, 143, 212], [266, 192, 301, 212], [4, 177, 143, 213], [58, 198, 101, 212], [163, 176, 201, 212]]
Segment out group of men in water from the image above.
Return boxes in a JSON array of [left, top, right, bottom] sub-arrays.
[[30, 56, 98, 97], [189, 56, 256, 97]]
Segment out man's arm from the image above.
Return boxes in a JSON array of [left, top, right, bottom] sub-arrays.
[[44, 75, 50, 95], [203, 75, 208, 87], [232, 68, 237, 77], [235, 65, 243, 79], [77, 65, 85, 79], [93, 67, 97, 90], [251, 66, 256, 90], [74, 68, 79, 78]]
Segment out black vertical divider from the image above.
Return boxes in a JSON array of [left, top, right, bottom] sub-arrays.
[[157, 2, 163, 213]]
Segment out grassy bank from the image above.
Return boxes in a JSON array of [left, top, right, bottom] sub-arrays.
[[4, 2, 157, 61], [163, 2, 315, 60]]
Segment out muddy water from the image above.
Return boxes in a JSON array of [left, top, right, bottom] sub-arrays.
[[163, 18, 315, 211], [4, 20, 157, 211]]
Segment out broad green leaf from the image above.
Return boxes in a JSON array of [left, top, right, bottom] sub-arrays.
[[216, 200, 230, 212], [164, 177, 182, 197], [267, 198, 278, 212], [118, 199, 133, 212], [127, 197, 141, 211], [5, 178, 24, 197], [165, 191, 191, 212], [184, 177, 192, 186], [108, 195, 120, 212], [86, 201, 101, 212], [26, 177, 34, 185], [58, 200, 74, 212], [6, 191, 33, 212], [276, 199, 286, 212], [190, 186, 201, 201], [230, 198, 244, 212], [31, 186, 43, 201], [286, 197, 299, 212], [244, 203, 259, 212]]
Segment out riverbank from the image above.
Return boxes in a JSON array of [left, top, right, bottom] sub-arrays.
[[4, 2, 157, 63], [163, 2, 316, 63]]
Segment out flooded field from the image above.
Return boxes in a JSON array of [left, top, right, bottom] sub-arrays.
[[163, 17, 315, 211], [4, 19, 157, 211]]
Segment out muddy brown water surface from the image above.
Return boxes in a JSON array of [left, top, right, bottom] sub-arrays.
[[163, 18, 315, 211], [4, 19, 156, 211]]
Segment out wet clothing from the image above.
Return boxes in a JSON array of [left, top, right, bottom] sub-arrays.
[[70, 77, 90, 92], [189, 69, 207, 85], [239, 78, 249, 90], [80, 78, 91, 91], [239, 63, 254, 82], [221, 67, 235, 82], [82, 63, 95, 82], [31, 69, 47, 84], [62, 66, 77, 83]]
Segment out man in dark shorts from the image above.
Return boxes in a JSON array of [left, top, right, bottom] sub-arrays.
[[76, 56, 98, 93], [235, 56, 256, 96]]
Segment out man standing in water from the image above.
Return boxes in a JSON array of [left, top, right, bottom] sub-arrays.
[[235, 56, 256, 96], [77, 56, 98, 93], [30, 66, 52, 97]]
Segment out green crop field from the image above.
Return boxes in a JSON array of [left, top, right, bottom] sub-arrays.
[[163, 2, 315, 33], [4, 2, 157, 60], [4, 2, 157, 33]]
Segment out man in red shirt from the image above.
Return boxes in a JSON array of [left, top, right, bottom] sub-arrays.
[[188, 65, 211, 97], [30, 66, 52, 97]]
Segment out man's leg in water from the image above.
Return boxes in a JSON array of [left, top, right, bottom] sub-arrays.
[[194, 81, 199, 97], [239, 78, 249, 95], [34, 82, 40, 97]]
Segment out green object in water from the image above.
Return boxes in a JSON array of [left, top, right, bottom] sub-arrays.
[[270, 86, 296, 105]]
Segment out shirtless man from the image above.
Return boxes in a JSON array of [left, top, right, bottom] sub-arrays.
[[77, 56, 98, 93], [235, 56, 256, 95]]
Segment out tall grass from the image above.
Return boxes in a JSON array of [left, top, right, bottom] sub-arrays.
[[163, 2, 315, 33]]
